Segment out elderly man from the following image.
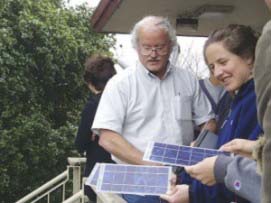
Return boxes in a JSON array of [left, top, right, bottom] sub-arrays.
[[92, 16, 215, 203]]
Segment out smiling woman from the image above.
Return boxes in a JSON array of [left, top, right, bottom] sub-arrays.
[[203, 24, 258, 92], [205, 42, 253, 92], [177, 24, 263, 203]]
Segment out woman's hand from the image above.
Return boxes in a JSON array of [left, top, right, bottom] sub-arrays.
[[185, 156, 217, 186], [219, 139, 257, 158]]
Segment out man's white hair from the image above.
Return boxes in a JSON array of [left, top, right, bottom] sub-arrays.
[[130, 16, 177, 49]]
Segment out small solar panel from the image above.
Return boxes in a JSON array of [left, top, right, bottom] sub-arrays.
[[143, 142, 231, 166], [85, 163, 171, 195]]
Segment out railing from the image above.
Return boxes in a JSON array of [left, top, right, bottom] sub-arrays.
[[16, 157, 127, 203], [16, 157, 86, 203]]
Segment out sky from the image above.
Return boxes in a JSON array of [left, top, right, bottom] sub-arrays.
[[66, 0, 209, 77]]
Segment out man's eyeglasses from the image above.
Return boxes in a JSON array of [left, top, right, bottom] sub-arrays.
[[139, 44, 169, 56]]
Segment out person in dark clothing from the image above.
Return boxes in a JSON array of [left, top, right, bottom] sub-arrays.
[[74, 55, 116, 202]]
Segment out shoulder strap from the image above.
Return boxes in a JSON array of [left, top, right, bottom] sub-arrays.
[[216, 92, 233, 129], [199, 79, 217, 113], [217, 92, 232, 112]]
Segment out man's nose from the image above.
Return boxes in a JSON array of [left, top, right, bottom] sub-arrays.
[[150, 49, 159, 57]]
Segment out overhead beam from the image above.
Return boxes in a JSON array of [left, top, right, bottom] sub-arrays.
[[91, 0, 122, 32]]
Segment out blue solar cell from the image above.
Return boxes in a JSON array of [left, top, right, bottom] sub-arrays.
[[101, 183, 111, 190], [165, 148, 178, 157], [191, 152, 203, 161], [113, 184, 124, 192], [155, 186, 168, 194], [163, 156, 177, 164], [152, 146, 165, 156], [103, 172, 113, 183], [155, 174, 168, 185], [178, 151, 190, 160], [177, 159, 189, 165], [126, 165, 137, 172], [150, 155, 163, 162], [126, 185, 141, 193], [144, 186, 156, 193], [113, 172, 125, 184]]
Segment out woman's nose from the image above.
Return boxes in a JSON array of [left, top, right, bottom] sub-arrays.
[[214, 66, 223, 80]]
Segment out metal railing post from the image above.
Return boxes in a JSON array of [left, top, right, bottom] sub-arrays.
[[72, 166, 81, 203], [67, 157, 86, 203]]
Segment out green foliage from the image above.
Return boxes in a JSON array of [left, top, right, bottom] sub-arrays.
[[0, 0, 115, 202]]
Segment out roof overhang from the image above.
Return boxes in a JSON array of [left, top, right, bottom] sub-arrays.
[[91, 0, 270, 36]]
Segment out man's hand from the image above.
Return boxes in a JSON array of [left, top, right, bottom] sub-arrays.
[[219, 139, 257, 158], [160, 185, 189, 203], [185, 156, 217, 186], [199, 119, 217, 133]]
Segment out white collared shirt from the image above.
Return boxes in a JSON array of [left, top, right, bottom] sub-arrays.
[[92, 61, 214, 163]]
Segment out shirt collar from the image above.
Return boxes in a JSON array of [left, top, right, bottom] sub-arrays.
[[235, 79, 254, 99]]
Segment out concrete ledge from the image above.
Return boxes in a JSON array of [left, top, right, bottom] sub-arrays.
[[67, 157, 87, 166], [92, 186, 127, 203]]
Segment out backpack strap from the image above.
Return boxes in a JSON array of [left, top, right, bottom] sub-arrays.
[[199, 79, 218, 113]]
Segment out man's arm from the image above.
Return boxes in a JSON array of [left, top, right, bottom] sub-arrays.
[[99, 129, 157, 165], [199, 119, 217, 133]]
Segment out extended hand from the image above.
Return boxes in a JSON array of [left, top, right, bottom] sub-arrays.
[[185, 156, 217, 186], [219, 139, 257, 158], [160, 185, 189, 203]]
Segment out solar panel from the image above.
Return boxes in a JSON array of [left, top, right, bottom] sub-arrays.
[[85, 163, 171, 195], [143, 142, 231, 167]]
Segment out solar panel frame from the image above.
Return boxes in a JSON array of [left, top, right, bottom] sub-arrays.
[[85, 163, 172, 196], [86, 163, 100, 187], [143, 142, 232, 167]]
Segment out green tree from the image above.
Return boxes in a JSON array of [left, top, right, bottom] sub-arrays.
[[0, 0, 115, 202]]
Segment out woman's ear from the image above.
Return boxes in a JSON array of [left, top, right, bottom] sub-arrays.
[[245, 57, 254, 66], [245, 58, 254, 77], [245, 57, 254, 74]]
